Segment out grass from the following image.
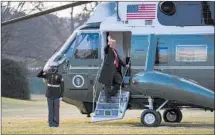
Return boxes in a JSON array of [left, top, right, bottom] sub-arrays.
[[2, 118, 214, 134], [2, 96, 215, 134]]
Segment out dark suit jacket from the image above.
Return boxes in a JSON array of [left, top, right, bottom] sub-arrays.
[[99, 45, 125, 85]]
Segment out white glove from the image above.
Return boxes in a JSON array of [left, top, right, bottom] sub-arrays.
[[59, 98, 62, 101], [126, 64, 129, 68]]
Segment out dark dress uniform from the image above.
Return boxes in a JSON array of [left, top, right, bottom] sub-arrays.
[[37, 69, 64, 127], [99, 45, 126, 101]]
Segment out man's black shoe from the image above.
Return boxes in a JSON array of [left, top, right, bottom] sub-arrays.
[[110, 91, 118, 97], [105, 97, 112, 103]]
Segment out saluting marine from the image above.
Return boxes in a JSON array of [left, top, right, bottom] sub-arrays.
[[37, 66, 64, 127]]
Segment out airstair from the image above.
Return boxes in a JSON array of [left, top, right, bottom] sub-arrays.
[[92, 90, 130, 122], [91, 58, 131, 122]]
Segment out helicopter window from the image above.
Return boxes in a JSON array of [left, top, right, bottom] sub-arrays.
[[74, 33, 99, 59], [201, 2, 214, 25], [176, 45, 207, 62], [157, 1, 214, 26], [130, 35, 148, 65], [63, 37, 76, 59], [52, 39, 75, 62], [155, 47, 168, 64]]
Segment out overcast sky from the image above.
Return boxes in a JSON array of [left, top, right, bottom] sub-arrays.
[[7, 2, 86, 18], [38, 2, 84, 17]]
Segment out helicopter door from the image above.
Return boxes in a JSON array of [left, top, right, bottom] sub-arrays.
[[63, 30, 101, 101]]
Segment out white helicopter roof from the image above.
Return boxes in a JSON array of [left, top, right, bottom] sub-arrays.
[[99, 1, 214, 35], [86, 2, 116, 24], [88, 1, 159, 29]]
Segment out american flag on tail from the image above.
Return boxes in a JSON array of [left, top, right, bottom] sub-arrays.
[[126, 4, 156, 20]]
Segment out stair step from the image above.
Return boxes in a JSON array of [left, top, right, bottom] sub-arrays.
[[130, 95, 148, 98], [99, 93, 129, 103], [95, 109, 119, 117], [100, 91, 129, 97], [92, 90, 130, 122], [97, 103, 119, 109], [99, 97, 121, 103]]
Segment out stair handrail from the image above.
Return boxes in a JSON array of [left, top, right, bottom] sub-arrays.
[[118, 59, 131, 112], [93, 53, 131, 114], [92, 56, 106, 113]]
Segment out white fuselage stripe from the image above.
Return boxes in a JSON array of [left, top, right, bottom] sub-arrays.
[[131, 66, 214, 70], [69, 66, 214, 70]]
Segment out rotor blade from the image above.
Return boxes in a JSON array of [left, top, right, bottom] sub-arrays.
[[1, 1, 92, 26]]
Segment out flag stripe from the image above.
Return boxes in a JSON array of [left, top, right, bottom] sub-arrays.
[[127, 11, 155, 13], [138, 10, 156, 11], [127, 16, 155, 18], [128, 18, 155, 20], [127, 15, 155, 17], [127, 17, 155, 19], [138, 7, 155, 8], [127, 4, 156, 20]]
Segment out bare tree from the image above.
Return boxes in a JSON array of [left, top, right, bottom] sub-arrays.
[[1, 2, 44, 47], [73, 2, 100, 28], [1, 2, 50, 66], [70, 7, 74, 32], [1, 2, 100, 67], [33, 3, 71, 44]]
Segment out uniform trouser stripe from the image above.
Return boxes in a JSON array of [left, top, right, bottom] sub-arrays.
[[58, 101, 60, 123], [47, 98, 60, 126]]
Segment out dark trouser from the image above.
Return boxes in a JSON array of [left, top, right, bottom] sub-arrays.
[[47, 98, 60, 127], [104, 71, 122, 99]]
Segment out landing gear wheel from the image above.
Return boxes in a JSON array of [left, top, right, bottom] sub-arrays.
[[163, 109, 182, 123], [176, 109, 183, 122], [141, 109, 162, 127], [158, 111, 162, 124]]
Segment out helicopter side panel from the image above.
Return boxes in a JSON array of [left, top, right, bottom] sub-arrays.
[[130, 34, 214, 91]]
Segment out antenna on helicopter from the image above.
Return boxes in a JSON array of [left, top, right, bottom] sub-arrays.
[[1, 1, 92, 26]]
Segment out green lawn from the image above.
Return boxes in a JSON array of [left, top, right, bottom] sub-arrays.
[[2, 96, 214, 134]]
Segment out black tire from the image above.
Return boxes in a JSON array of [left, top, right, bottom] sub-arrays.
[[163, 109, 183, 123], [158, 111, 162, 124], [141, 109, 162, 127], [175, 109, 183, 122]]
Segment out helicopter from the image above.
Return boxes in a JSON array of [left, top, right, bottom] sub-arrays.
[[2, 1, 214, 127]]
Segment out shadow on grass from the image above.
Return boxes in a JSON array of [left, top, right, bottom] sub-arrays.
[[93, 119, 214, 128], [129, 123, 214, 129], [160, 123, 214, 128]]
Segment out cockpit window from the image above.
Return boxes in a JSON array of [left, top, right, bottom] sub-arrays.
[[157, 1, 214, 26], [53, 37, 76, 62], [74, 33, 99, 59], [63, 37, 76, 59]]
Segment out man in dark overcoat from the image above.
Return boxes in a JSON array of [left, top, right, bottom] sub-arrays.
[[99, 33, 128, 102]]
